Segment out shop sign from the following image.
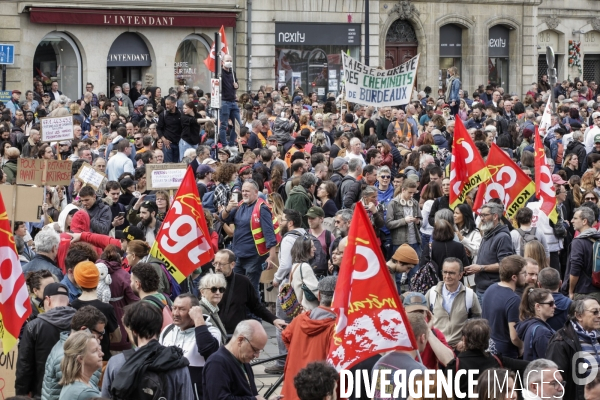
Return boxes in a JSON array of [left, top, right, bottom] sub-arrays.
[[275, 23, 361, 46], [439, 25, 462, 57], [489, 25, 510, 57]]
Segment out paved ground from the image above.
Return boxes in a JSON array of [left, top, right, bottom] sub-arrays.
[[251, 321, 284, 397]]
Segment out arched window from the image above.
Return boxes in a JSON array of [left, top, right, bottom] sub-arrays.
[[33, 32, 82, 101], [174, 35, 211, 90]]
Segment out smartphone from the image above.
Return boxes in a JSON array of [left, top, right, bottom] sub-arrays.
[[118, 212, 125, 219], [232, 192, 239, 202]]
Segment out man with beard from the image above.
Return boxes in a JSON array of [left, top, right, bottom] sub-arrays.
[[465, 201, 514, 306], [482, 255, 527, 358], [136, 201, 161, 247]]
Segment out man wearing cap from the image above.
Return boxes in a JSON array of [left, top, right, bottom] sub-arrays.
[[386, 243, 419, 294], [70, 261, 121, 361], [426, 258, 482, 349], [330, 157, 348, 189], [5, 89, 21, 116], [15, 282, 75, 398], [130, 99, 146, 123]]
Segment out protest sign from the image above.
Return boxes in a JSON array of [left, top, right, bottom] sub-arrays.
[[146, 163, 187, 190], [16, 158, 72, 186], [0, 339, 17, 398], [211, 78, 221, 109], [74, 162, 106, 190], [341, 52, 419, 107], [0, 185, 44, 222], [40, 115, 74, 142]]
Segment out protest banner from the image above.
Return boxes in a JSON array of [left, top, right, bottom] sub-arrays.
[[341, 52, 419, 107], [146, 163, 187, 190], [0, 185, 44, 222], [535, 127, 558, 223], [16, 158, 72, 186], [74, 162, 106, 190], [40, 115, 74, 142], [0, 339, 17, 398]]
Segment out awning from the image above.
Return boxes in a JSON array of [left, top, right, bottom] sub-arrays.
[[107, 33, 151, 67], [29, 8, 237, 28]]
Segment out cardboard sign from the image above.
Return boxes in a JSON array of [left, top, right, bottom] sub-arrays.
[[74, 162, 106, 190], [0, 338, 17, 398], [211, 78, 221, 109], [40, 115, 74, 142], [0, 185, 44, 222], [16, 158, 72, 186], [146, 163, 187, 190]]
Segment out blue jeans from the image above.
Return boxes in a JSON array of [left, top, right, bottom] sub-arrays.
[[275, 298, 292, 367], [219, 101, 241, 146], [163, 143, 180, 163], [178, 139, 197, 161], [420, 233, 431, 254], [234, 253, 268, 299]]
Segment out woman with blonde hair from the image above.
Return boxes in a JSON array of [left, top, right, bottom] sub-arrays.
[[59, 330, 103, 400], [524, 241, 550, 270], [198, 272, 228, 343], [457, 99, 470, 121]]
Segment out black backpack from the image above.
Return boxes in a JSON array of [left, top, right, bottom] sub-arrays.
[[120, 349, 168, 400], [286, 230, 329, 276]]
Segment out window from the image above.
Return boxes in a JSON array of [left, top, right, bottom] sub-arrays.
[[174, 35, 211, 90], [33, 32, 82, 101]]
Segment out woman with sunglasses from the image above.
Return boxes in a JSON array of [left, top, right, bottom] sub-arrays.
[[199, 272, 228, 344], [289, 235, 319, 311], [515, 288, 556, 361]]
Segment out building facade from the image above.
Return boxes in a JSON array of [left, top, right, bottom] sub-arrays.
[[1, 0, 600, 101]]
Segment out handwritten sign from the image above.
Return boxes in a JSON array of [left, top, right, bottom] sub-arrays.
[[0, 338, 17, 399], [211, 78, 220, 109], [74, 162, 106, 190], [146, 163, 187, 190], [40, 115, 74, 142], [0, 185, 43, 222], [16, 159, 72, 186]]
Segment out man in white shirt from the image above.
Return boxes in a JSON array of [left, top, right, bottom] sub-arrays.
[[584, 111, 600, 153], [345, 137, 366, 167], [106, 138, 134, 181], [50, 81, 62, 101]]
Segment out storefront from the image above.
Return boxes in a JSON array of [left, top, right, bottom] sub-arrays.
[[488, 25, 510, 88], [27, 7, 236, 99], [439, 24, 462, 93], [275, 22, 361, 100]]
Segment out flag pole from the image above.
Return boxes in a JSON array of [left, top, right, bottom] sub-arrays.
[[215, 32, 221, 148]]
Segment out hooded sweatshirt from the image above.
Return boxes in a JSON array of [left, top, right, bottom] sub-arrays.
[[515, 317, 555, 361], [475, 224, 514, 293], [547, 292, 572, 331], [282, 307, 336, 400], [57, 210, 102, 273], [562, 227, 600, 295], [285, 185, 312, 228]]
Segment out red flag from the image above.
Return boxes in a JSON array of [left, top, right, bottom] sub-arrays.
[[327, 203, 417, 371], [534, 127, 558, 223], [473, 143, 535, 218], [150, 166, 214, 283], [204, 26, 229, 73], [449, 118, 490, 209], [0, 193, 32, 354]]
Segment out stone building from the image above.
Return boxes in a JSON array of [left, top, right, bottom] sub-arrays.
[[1, 0, 599, 102]]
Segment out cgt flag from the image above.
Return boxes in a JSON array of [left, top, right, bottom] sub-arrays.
[[0, 192, 31, 354], [473, 143, 535, 218], [150, 166, 214, 283], [449, 118, 491, 209], [534, 127, 558, 223], [327, 202, 417, 371], [204, 25, 229, 73]]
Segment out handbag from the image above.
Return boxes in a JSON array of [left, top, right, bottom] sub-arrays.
[[278, 283, 302, 318], [299, 263, 318, 302]]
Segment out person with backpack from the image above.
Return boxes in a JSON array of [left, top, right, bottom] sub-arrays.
[[563, 206, 600, 301], [426, 257, 481, 350], [510, 207, 550, 258], [515, 288, 556, 361], [306, 206, 335, 271], [102, 300, 193, 400]]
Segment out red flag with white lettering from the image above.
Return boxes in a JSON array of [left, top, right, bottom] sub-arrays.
[[327, 202, 417, 371], [204, 26, 229, 73], [534, 126, 558, 223], [473, 143, 535, 218], [0, 192, 32, 354], [449, 117, 490, 209], [149, 166, 214, 283]]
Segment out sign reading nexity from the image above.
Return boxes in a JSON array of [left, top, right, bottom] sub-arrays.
[[275, 23, 361, 46], [0, 44, 15, 65], [488, 25, 510, 57]]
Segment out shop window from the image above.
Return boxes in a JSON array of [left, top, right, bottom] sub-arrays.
[[439, 24, 463, 93], [33, 32, 82, 102], [488, 25, 510, 88], [584, 54, 600, 84], [174, 35, 211, 90]]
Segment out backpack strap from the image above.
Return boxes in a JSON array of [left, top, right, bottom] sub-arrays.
[[144, 294, 166, 310], [324, 230, 332, 258], [530, 324, 541, 352], [160, 323, 177, 343], [491, 354, 503, 368], [465, 287, 474, 318], [428, 288, 437, 312], [123, 349, 135, 361]]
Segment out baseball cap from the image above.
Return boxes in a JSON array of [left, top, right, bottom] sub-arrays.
[[43, 282, 69, 298], [218, 148, 231, 156], [551, 174, 567, 185], [43, 92, 51, 97], [116, 225, 146, 242], [570, 121, 582, 130], [202, 158, 217, 165], [332, 157, 348, 171], [134, 100, 145, 108], [197, 164, 215, 175], [306, 206, 325, 219], [402, 292, 429, 312], [595, 134, 600, 144]]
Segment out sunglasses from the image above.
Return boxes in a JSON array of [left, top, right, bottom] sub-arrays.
[[205, 287, 226, 293], [587, 309, 600, 316], [538, 301, 556, 307], [585, 197, 597, 201], [380, 175, 391, 179]]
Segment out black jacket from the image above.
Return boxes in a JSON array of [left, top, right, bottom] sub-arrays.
[[565, 140, 587, 172], [340, 175, 362, 209], [422, 239, 471, 279], [217, 272, 277, 334], [546, 321, 585, 400], [181, 113, 201, 146], [428, 195, 450, 227], [221, 68, 238, 102], [157, 108, 182, 144], [15, 306, 76, 398]]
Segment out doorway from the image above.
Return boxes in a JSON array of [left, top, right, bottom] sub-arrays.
[[385, 19, 418, 87], [107, 67, 142, 97]]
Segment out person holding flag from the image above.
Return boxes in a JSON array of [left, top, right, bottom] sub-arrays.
[[218, 54, 241, 148]]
